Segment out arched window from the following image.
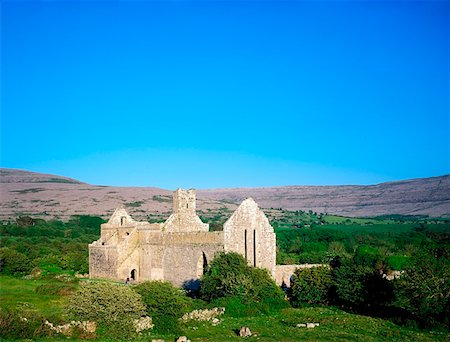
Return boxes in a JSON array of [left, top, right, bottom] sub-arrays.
[[120, 217, 126, 226], [131, 269, 137, 280]]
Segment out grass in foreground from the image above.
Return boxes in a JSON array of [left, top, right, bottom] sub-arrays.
[[0, 276, 69, 322], [1, 276, 448, 341], [175, 306, 448, 342]]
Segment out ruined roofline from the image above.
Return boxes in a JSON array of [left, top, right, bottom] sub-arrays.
[[89, 189, 277, 285], [103, 188, 207, 231]]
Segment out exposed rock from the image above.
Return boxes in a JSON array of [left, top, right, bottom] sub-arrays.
[[198, 175, 450, 218], [133, 316, 153, 332], [1, 168, 448, 221], [79, 321, 97, 333], [176, 337, 190, 342], [181, 307, 225, 322], [239, 326, 252, 337], [44, 320, 97, 336], [75, 273, 89, 278], [296, 322, 320, 328], [383, 270, 404, 281]]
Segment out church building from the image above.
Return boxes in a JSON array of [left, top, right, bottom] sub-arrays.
[[89, 189, 277, 286]]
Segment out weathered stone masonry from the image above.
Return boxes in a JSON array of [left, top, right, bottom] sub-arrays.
[[89, 189, 278, 286]]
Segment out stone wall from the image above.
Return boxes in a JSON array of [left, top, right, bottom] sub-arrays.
[[223, 198, 276, 275], [116, 228, 141, 281], [274, 264, 328, 286], [89, 245, 119, 280], [162, 232, 224, 286]]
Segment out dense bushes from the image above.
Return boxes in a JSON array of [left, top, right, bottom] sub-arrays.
[[2, 213, 448, 333], [290, 257, 393, 310], [275, 220, 449, 268], [67, 281, 146, 337], [0, 215, 103, 276], [394, 246, 450, 328], [332, 259, 393, 308], [0, 248, 32, 276], [289, 247, 450, 330], [134, 281, 191, 333], [201, 252, 287, 315], [200, 252, 251, 301], [290, 266, 333, 307]]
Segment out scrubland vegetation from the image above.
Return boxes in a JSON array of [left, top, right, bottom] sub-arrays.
[[0, 212, 449, 340]]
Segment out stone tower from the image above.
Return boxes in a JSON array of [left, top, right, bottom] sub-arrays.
[[173, 188, 197, 214], [163, 189, 209, 232]]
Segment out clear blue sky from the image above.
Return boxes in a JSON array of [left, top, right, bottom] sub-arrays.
[[1, 0, 449, 188]]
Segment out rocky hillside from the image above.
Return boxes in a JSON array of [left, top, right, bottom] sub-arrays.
[[0, 168, 449, 221]]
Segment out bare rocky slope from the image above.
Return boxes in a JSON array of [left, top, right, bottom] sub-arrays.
[[0, 168, 449, 221]]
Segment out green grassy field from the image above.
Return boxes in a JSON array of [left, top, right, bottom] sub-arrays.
[[0, 276, 69, 322], [0, 276, 448, 341], [178, 307, 447, 342]]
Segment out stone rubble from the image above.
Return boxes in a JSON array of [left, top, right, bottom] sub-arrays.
[[176, 336, 191, 342], [239, 326, 252, 337], [44, 320, 97, 335], [296, 322, 320, 328], [181, 307, 225, 323], [133, 316, 153, 332]]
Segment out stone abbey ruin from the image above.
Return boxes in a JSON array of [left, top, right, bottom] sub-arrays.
[[89, 189, 281, 286]]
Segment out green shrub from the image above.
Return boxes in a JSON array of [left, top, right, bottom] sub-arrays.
[[134, 281, 191, 333], [0, 247, 32, 276], [0, 308, 53, 339], [332, 258, 393, 308], [248, 267, 287, 312], [200, 252, 250, 301], [67, 281, 146, 327], [200, 252, 287, 315], [394, 246, 450, 329], [291, 266, 333, 307]]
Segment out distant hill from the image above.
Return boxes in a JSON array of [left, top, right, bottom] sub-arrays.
[[0, 168, 449, 220]]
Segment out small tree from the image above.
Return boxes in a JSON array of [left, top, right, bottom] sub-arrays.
[[67, 281, 146, 329], [200, 252, 286, 314], [394, 246, 450, 328], [134, 281, 191, 333], [200, 252, 251, 301], [332, 258, 393, 309], [290, 266, 332, 307], [0, 248, 32, 276]]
